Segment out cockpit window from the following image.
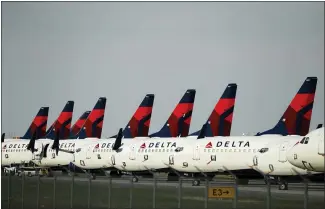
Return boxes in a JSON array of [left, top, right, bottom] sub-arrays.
[[259, 148, 269, 153], [300, 137, 309, 144], [175, 147, 184, 152], [76, 148, 82, 153]]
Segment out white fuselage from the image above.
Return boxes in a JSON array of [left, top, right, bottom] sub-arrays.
[[32, 138, 100, 167], [72, 137, 149, 170], [286, 128, 324, 172], [112, 135, 308, 174], [1, 139, 49, 166], [251, 136, 319, 176]]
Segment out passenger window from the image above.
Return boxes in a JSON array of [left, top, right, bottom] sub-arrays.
[[212, 149, 215, 152], [208, 149, 210, 153], [229, 149, 232, 152], [204, 149, 206, 152], [220, 149, 223, 152], [234, 149, 236, 152], [159, 149, 161, 152], [162, 149, 165, 152], [248, 149, 251, 152], [243, 149, 246, 152]]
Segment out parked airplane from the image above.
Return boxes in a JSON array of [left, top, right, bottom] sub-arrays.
[[251, 127, 323, 190], [32, 95, 154, 174], [286, 126, 324, 172], [1, 97, 106, 169], [72, 89, 196, 178], [44, 101, 74, 139], [110, 77, 318, 184], [108, 84, 238, 180]]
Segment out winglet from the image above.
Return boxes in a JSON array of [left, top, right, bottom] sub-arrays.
[[197, 124, 207, 139], [112, 128, 123, 151]]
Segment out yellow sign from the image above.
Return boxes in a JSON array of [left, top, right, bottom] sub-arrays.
[[208, 187, 235, 199]]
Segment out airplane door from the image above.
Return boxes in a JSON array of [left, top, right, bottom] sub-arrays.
[[129, 145, 136, 160], [193, 144, 200, 160], [86, 146, 91, 159], [278, 142, 289, 162], [318, 137, 324, 155]]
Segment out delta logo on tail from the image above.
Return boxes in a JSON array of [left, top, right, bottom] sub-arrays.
[[123, 94, 155, 138], [256, 77, 317, 136], [191, 84, 237, 137], [45, 101, 74, 140], [20, 107, 50, 139], [70, 111, 90, 138], [75, 97, 107, 139], [150, 89, 196, 138]]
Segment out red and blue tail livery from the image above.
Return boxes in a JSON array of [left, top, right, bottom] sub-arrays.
[[256, 77, 317, 136], [74, 97, 107, 139], [123, 94, 155, 138], [45, 101, 74, 139], [70, 111, 90, 138], [191, 83, 237, 137], [21, 107, 49, 139], [150, 89, 196, 138]]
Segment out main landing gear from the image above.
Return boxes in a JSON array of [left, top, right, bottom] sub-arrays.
[[192, 179, 200, 186], [278, 181, 288, 190], [132, 176, 139, 182]]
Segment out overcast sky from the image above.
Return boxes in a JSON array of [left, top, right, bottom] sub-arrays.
[[2, 2, 324, 137]]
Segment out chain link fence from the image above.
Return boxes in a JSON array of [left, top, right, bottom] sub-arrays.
[[1, 168, 324, 209]]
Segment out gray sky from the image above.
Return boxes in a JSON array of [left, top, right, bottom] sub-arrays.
[[2, 2, 324, 137]]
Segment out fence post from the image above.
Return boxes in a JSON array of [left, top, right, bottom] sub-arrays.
[[166, 166, 182, 209], [53, 174, 56, 209], [36, 172, 40, 209], [129, 175, 135, 209], [88, 176, 92, 209], [21, 172, 25, 209], [222, 166, 238, 209], [292, 168, 309, 209], [253, 167, 271, 209], [194, 166, 209, 209], [7, 170, 11, 209], [101, 169, 112, 209], [144, 166, 157, 209]]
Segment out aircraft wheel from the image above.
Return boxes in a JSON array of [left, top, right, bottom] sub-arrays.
[[278, 182, 288, 190], [132, 176, 139, 183], [91, 174, 96, 180], [192, 179, 200, 186]]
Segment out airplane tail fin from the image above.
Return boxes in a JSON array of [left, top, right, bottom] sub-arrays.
[[21, 107, 49, 139], [70, 111, 91, 138], [150, 89, 196, 138], [45, 101, 74, 139], [74, 97, 107, 139], [122, 94, 155, 138], [256, 77, 317, 136], [191, 83, 237, 137]]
